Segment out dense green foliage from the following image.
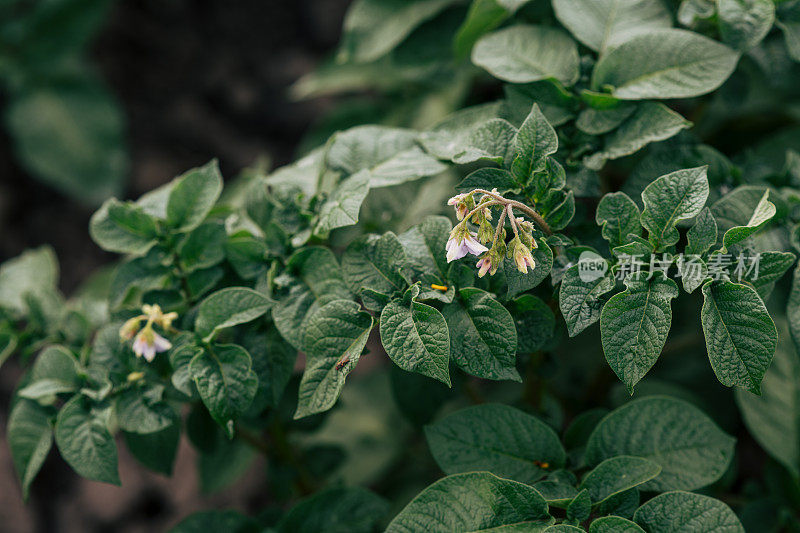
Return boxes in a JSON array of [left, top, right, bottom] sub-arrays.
[[3, 0, 800, 530]]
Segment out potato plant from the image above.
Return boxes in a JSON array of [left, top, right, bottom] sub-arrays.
[[3, 0, 800, 531]]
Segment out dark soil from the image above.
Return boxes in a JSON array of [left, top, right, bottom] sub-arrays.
[[0, 1, 350, 531]]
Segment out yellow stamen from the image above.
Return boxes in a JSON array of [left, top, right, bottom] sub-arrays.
[[431, 284, 448, 291], [127, 371, 145, 382]]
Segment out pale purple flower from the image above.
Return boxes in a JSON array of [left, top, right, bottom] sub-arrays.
[[446, 231, 488, 262], [514, 245, 536, 274], [447, 193, 466, 206], [476, 256, 492, 277], [447, 193, 469, 220], [132, 327, 172, 362]]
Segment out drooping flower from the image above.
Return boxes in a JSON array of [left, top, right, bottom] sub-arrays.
[[476, 256, 492, 277], [513, 242, 536, 274], [132, 325, 172, 362], [508, 237, 535, 274], [477, 219, 494, 243], [119, 316, 143, 341], [446, 228, 488, 262], [447, 193, 466, 206], [142, 303, 179, 330]]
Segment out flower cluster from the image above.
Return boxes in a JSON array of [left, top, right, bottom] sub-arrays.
[[445, 189, 540, 277], [119, 304, 177, 362]]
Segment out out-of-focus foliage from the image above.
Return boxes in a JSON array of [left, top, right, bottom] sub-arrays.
[[0, 0, 128, 203], [2, 0, 800, 531]]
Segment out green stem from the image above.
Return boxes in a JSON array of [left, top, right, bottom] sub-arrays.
[[470, 189, 552, 235]]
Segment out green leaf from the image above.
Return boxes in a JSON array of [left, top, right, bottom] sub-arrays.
[[720, 190, 776, 250], [295, 300, 374, 419], [242, 327, 297, 411], [189, 344, 259, 437], [591, 29, 740, 100], [368, 146, 448, 187], [539, 189, 575, 232], [54, 395, 120, 484], [559, 263, 615, 337], [454, 0, 530, 58], [472, 24, 580, 85], [458, 167, 519, 193], [504, 240, 554, 299], [686, 208, 718, 256], [533, 481, 579, 509], [166, 160, 223, 232], [734, 251, 795, 300], [170, 342, 202, 397], [579, 456, 661, 505], [511, 295, 555, 353], [225, 235, 269, 280], [386, 472, 551, 533], [278, 486, 389, 533], [778, 17, 800, 62], [109, 251, 170, 307], [552, 0, 671, 53], [195, 287, 273, 341], [5, 75, 127, 204], [452, 118, 519, 165], [585, 396, 735, 491], [601, 272, 679, 393], [7, 399, 53, 500], [584, 103, 692, 170], [338, 0, 459, 63], [425, 403, 565, 484], [711, 186, 785, 238], [718, 0, 775, 52], [380, 298, 451, 385], [343, 232, 408, 297], [589, 516, 645, 533], [327, 125, 417, 175], [596, 192, 641, 249], [170, 510, 260, 533], [566, 489, 591, 522], [124, 423, 180, 476], [633, 491, 745, 532], [317, 170, 371, 232], [0, 246, 58, 315], [596, 488, 640, 520], [89, 198, 159, 255], [735, 325, 800, 477], [178, 222, 226, 272], [419, 102, 502, 159], [273, 247, 353, 350], [701, 280, 777, 394], [19, 345, 81, 400], [576, 103, 636, 136], [399, 216, 452, 280], [442, 287, 520, 381], [398, 216, 454, 302], [640, 167, 709, 249], [511, 104, 559, 181], [115, 387, 176, 434]]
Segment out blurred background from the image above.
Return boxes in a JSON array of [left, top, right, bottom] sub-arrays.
[[0, 1, 352, 531]]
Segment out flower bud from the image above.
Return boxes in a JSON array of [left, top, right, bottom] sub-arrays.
[[119, 317, 143, 341], [477, 220, 493, 243]]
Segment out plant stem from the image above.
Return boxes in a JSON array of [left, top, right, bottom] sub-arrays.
[[461, 200, 501, 224], [492, 207, 508, 247], [507, 205, 520, 239], [470, 189, 552, 235]]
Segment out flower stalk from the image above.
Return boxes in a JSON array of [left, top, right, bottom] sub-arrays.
[[445, 189, 545, 277]]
